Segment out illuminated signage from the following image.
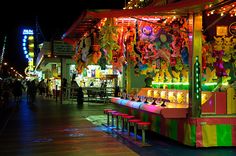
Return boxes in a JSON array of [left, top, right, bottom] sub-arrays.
[[23, 29, 34, 35], [229, 22, 236, 36], [22, 28, 35, 72]]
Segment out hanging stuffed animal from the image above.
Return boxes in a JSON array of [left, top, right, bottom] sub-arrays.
[[181, 44, 189, 65], [222, 36, 233, 53], [81, 37, 91, 62], [213, 36, 223, 51], [175, 58, 184, 71], [170, 35, 183, 57], [139, 25, 156, 42], [213, 50, 227, 77]]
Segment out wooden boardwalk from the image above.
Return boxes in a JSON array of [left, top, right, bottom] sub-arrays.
[[0, 96, 138, 156]]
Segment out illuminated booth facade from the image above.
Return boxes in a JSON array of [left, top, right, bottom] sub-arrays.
[[63, 0, 236, 147]]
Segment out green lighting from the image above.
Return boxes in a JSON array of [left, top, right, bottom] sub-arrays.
[[197, 95, 199, 99], [152, 82, 223, 87], [152, 82, 189, 85], [204, 82, 217, 86]]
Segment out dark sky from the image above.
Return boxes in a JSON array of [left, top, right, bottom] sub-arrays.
[[0, 0, 124, 76]]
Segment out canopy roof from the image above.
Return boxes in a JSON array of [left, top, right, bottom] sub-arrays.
[[62, 0, 221, 44]]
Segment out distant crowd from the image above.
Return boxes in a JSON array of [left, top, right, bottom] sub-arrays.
[[0, 78, 58, 108]]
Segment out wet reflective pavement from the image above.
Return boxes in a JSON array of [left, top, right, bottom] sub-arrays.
[[0, 95, 236, 156]]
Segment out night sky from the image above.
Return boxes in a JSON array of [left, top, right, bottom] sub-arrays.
[[0, 0, 124, 76]]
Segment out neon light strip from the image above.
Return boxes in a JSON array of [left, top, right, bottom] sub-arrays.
[[152, 82, 189, 85], [152, 82, 227, 86]]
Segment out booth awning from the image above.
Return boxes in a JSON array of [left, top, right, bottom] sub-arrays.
[[62, 0, 216, 44]]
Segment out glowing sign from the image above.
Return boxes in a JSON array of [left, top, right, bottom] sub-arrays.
[[23, 29, 34, 35]]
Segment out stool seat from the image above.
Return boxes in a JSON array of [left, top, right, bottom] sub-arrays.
[[129, 119, 141, 123], [118, 113, 128, 117], [123, 115, 135, 119], [107, 110, 117, 113], [137, 122, 151, 130], [103, 109, 113, 114], [112, 112, 120, 116]]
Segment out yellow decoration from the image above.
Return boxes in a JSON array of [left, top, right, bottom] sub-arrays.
[[154, 72, 160, 82], [205, 67, 216, 83], [213, 36, 223, 51], [206, 53, 216, 65], [222, 36, 233, 53], [201, 93, 208, 104], [165, 70, 172, 82], [168, 92, 176, 102], [153, 90, 160, 98], [159, 70, 165, 83], [177, 92, 184, 104], [172, 70, 180, 82], [160, 91, 166, 99], [222, 69, 231, 83], [181, 69, 189, 82]]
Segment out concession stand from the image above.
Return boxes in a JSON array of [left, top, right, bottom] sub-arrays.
[[63, 0, 236, 147]]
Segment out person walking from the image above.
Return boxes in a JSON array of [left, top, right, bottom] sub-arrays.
[[12, 79, 24, 104], [28, 80, 37, 104], [77, 87, 84, 105]]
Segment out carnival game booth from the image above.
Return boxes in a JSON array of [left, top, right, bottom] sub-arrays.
[[109, 1, 236, 147], [62, 0, 236, 147]]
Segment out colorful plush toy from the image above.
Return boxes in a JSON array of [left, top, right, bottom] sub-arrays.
[[170, 35, 183, 57], [181, 46, 189, 65], [139, 26, 156, 42], [155, 29, 172, 49], [165, 70, 172, 82], [175, 58, 184, 71], [213, 50, 227, 77], [81, 37, 91, 62]]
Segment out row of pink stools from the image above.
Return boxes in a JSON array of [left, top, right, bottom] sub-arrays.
[[103, 109, 151, 145]]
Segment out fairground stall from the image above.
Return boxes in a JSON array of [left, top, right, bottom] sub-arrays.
[[63, 0, 236, 147]]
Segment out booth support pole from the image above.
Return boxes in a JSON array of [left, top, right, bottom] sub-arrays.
[[189, 13, 203, 118]]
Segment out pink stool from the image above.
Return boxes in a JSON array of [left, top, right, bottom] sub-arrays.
[[112, 112, 122, 129], [106, 110, 117, 126], [122, 115, 135, 132], [137, 122, 151, 144], [128, 119, 141, 139], [117, 113, 129, 131]]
